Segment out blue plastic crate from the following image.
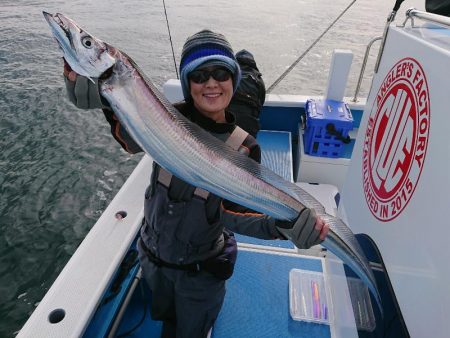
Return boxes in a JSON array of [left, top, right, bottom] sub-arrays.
[[303, 99, 353, 158]]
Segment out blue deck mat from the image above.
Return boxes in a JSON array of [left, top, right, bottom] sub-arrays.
[[257, 130, 293, 182], [213, 249, 330, 338], [115, 251, 329, 337]]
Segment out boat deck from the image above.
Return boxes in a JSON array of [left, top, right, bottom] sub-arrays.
[[114, 246, 329, 337], [80, 109, 406, 337], [109, 128, 333, 337]]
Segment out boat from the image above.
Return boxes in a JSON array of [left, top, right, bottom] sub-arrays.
[[17, 6, 450, 338]]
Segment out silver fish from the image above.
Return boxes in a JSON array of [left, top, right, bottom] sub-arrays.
[[43, 12, 383, 313]]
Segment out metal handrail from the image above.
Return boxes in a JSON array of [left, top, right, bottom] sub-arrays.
[[402, 8, 450, 28], [352, 36, 382, 102], [353, 7, 450, 102], [373, 1, 405, 74]]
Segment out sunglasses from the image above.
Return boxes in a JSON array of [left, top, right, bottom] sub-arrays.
[[188, 68, 232, 84]]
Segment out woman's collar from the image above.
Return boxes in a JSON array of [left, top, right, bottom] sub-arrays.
[[190, 105, 236, 133]]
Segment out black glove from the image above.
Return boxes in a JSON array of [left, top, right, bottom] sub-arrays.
[[64, 74, 109, 110], [275, 208, 322, 249]]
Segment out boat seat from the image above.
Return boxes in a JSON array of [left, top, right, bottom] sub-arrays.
[[233, 130, 295, 248], [257, 130, 294, 182]]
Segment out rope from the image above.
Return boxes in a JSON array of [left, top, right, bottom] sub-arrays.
[[266, 0, 357, 93], [162, 0, 179, 79]]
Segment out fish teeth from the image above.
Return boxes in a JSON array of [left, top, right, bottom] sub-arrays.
[[55, 15, 68, 32]]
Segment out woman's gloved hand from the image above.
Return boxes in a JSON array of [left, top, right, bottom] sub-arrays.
[[63, 60, 110, 110], [275, 208, 329, 249]]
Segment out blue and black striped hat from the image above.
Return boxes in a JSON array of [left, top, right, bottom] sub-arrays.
[[180, 29, 241, 100]]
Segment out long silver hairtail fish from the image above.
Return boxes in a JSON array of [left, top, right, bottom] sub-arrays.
[[43, 12, 383, 313]]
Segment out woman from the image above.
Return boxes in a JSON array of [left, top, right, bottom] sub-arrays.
[[64, 29, 328, 338]]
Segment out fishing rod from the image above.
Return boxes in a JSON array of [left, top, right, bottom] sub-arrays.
[[162, 0, 179, 79], [266, 0, 357, 93]]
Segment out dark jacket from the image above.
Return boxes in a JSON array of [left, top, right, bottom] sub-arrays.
[[102, 102, 282, 264], [228, 49, 266, 138], [426, 0, 450, 16]]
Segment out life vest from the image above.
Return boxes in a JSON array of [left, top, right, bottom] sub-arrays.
[[141, 126, 250, 264]]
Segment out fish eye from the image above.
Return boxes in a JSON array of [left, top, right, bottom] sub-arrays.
[[81, 36, 94, 49]]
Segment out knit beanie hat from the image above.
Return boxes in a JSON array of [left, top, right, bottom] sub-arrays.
[[179, 29, 241, 100]]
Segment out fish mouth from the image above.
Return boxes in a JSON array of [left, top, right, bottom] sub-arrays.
[[53, 14, 71, 40], [43, 12, 74, 50]]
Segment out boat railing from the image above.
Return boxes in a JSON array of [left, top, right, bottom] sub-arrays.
[[353, 8, 450, 103], [354, 2, 404, 102], [401, 8, 450, 28], [352, 36, 382, 103]]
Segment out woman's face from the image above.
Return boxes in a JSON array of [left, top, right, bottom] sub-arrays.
[[189, 67, 233, 122]]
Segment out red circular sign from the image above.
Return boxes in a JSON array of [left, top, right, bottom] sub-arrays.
[[362, 58, 430, 221]]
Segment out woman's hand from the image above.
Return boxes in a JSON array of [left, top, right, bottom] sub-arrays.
[[63, 59, 108, 110]]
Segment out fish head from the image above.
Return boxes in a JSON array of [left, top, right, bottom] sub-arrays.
[[43, 12, 115, 81]]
